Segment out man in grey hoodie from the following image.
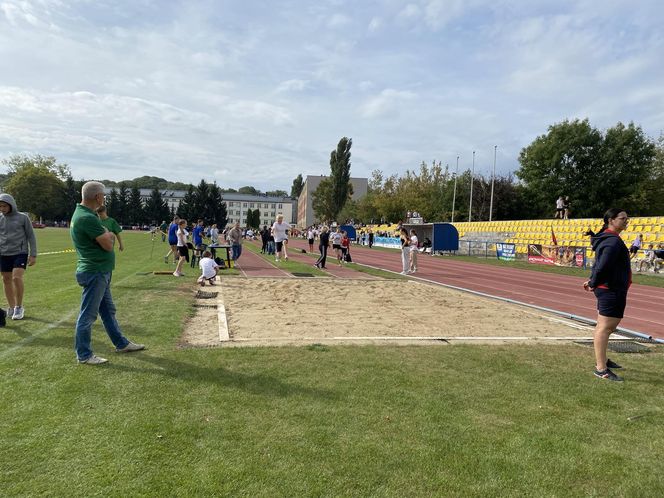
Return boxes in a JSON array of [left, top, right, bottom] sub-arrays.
[[0, 193, 37, 320]]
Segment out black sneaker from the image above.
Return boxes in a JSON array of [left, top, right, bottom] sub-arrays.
[[593, 368, 623, 382], [606, 358, 622, 369]]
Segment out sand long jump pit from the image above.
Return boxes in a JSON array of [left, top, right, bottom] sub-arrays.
[[181, 277, 596, 347]]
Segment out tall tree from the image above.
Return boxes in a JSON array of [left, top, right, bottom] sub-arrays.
[[238, 186, 259, 195], [127, 186, 145, 225], [144, 188, 170, 225], [62, 175, 82, 221], [116, 183, 129, 224], [3, 163, 64, 220], [290, 174, 304, 198], [312, 177, 336, 222], [330, 137, 353, 219], [193, 179, 210, 219], [177, 186, 196, 222], [207, 183, 228, 228], [107, 188, 121, 220]]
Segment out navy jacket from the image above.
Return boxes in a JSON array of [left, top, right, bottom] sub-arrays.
[[589, 230, 631, 291]]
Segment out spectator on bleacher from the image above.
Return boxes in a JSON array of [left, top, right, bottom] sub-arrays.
[[554, 196, 564, 218], [563, 196, 571, 219], [583, 208, 631, 382], [637, 244, 657, 273], [629, 233, 642, 260]]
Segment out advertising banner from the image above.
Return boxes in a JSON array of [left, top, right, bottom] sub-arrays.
[[496, 243, 516, 261], [528, 244, 586, 268]]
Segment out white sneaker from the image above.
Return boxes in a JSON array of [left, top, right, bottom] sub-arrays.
[[12, 306, 24, 320], [173, 271, 183, 277], [275, 258, 280, 262], [6, 307, 14, 319], [400, 271, 408, 275], [78, 354, 108, 365], [116, 341, 146, 353]]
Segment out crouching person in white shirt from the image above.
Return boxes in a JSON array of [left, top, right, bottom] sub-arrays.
[[198, 250, 220, 286]]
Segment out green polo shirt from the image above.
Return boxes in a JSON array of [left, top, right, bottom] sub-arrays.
[[71, 204, 115, 273], [100, 216, 122, 235]]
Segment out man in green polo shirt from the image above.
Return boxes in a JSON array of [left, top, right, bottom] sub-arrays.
[[71, 181, 144, 365], [96, 205, 124, 251]]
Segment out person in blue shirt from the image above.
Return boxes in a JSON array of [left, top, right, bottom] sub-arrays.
[[192, 219, 205, 249], [164, 216, 180, 264]]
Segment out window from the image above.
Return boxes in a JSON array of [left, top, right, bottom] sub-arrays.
[[263, 203, 268, 208], [271, 211, 276, 217], [228, 218, 233, 223], [278, 204, 283, 209], [271, 204, 276, 208], [236, 210, 240, 215], [250, 203, 255, 208], [228, 201, 234, 207], [243, 203, 247, 207]]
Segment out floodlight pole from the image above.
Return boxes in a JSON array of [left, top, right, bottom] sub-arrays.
[[489, 145, 497, 222], [468, 151, 475, 222], [451, 156, 459, 223]]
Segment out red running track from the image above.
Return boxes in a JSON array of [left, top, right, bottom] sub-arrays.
[[285, 238, 664, 340]]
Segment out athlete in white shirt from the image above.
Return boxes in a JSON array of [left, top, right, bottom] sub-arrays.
[[271, 214, 292, 262], [409, 230, 419, 273]]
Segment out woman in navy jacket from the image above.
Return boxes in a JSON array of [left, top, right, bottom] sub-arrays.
[[583, 208, 631, 382]]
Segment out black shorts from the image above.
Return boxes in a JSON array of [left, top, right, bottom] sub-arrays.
[[177, 246, 190, 262], [341, 247, 348, 255], [0, 254, 28, 272], [594, 288, 628, 319], [629, 246, 639, 255], [276, 241, 284, 252], [332, 244, 341, 250], [308, 238, 314, 245]]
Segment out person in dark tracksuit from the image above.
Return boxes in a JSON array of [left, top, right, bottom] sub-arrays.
[[314, 226, 330, 269], [583, 208, 631, 382]]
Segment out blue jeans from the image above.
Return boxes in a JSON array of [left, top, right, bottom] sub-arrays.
[[232, 243, 242, 260], [75, 272, 129, 361], [267, 241, 275, 255]]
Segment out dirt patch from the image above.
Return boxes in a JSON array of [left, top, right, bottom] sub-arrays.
[[179, 277, 594, 347], [180, 305, 220, 347]]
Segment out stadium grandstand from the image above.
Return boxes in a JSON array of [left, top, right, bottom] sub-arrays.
[[365, 216, 664, 256]]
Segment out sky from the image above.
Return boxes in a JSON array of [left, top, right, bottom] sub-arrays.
[[1, 0, 663, 192]]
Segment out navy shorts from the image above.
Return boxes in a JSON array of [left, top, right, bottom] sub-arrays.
[[593, 288, 628, 319], [1, 254, 28, 272], [276, 241, 284, 252]]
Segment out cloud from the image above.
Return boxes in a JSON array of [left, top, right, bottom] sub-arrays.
[[274, 79, 310, 94], [360, 89, 417, 118]]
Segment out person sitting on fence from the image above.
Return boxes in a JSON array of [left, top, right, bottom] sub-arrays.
[[636, 244, 658, 273], [197, 250, 219, 286]]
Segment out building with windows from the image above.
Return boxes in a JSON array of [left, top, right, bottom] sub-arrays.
[[102, 187, 296, 227], [296, 175, 368, 228]]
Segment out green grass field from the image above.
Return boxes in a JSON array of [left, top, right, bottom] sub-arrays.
[[1, 229, 663, 497]]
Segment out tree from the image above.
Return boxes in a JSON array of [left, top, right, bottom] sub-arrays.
[[265, 190, 288, 197], [192, 179, 210, 219], [127, 186, 145, 225], [116, 183, 129, 224], [177, 186, 196, 221], [2, 155, 66, 220], [312, 177, 336, 222], [207, 183, 227, 228], [238, 186, 259, 195], [107, 188, 121, 220], [516, 119, 657, 218], [246, 209, 260, 229], [290, 174, 304, 198], [144, 188, 170, 225], [330, 137, 353, 219], [62, 175, 82, 221]]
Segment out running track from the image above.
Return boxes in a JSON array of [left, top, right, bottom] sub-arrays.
[[280, 238, 664, 340]]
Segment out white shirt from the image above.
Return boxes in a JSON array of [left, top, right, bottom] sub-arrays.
[[556, 198, 564, 209], [410, 235, 419, 251], [176, 228, 188, 247], [199, 257, 219, 278], [307, 229, 314, 239], [330, 232, 342, 245], [271, 221, 291, 242]]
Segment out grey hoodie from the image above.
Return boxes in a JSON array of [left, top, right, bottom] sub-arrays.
[[0, 193, 38, 257]]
